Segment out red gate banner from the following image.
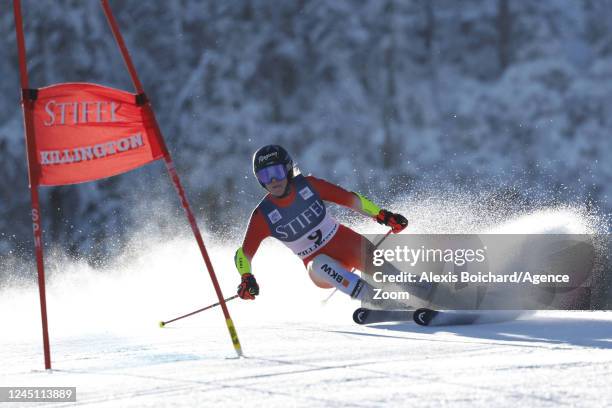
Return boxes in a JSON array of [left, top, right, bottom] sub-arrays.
[[30, 82, 165, 186], [13, 0, 243, 369]]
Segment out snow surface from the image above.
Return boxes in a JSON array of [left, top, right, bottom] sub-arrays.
[[3, 1, 612, 262], [1, 208, 611, 407]]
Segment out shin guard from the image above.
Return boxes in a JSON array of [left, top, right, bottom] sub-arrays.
[[307, 254, 366, 299]]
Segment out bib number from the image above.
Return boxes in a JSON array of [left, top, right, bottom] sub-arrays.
[[307, 229, 323, 245]]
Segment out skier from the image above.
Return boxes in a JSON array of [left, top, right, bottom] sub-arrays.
[[234, 145, 411, 304]]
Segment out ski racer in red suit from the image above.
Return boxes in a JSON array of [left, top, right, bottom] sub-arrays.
[[235, 145, 410, 304]]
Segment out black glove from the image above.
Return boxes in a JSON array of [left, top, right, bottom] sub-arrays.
[[376, 209, 408, 233], [237, 273, 259, 300]]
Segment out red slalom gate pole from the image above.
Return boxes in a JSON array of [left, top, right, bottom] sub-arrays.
[[100, 0, 243, 356], [99, 0, 144, 93], [162, 156, 243, 355], [13, 0, 52, 370]]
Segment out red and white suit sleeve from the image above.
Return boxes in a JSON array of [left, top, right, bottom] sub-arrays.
[[235, 209, 270, 275]]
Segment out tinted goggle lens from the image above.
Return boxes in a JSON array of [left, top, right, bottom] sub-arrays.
[[256, 164, 287, 184]]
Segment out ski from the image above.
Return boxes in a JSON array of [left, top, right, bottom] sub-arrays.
[[412, 308, 474, 326], [354, 307, 525, 326], [352, 308, 414, 325], [413, 308, 525, 326]]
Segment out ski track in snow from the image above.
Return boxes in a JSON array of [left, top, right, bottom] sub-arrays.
[[1, 207, 611, 407]]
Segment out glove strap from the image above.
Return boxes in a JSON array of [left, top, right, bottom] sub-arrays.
[[376, 209, 391, 225]]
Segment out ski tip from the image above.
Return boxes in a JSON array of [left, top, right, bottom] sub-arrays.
[[413, 308, 437, 326], [352, 308, 370, 325]]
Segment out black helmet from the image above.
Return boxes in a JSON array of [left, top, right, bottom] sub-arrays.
[[252, 145, 295, 187]]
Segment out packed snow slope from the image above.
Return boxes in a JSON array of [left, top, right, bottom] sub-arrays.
[[1, 204, 611, 407]]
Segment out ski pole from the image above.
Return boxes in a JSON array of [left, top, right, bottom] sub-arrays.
[[321, 288, 338, 305], [159, 295, 239, 327], [321, 228, 394, 305], [377, 228, 393, 245]]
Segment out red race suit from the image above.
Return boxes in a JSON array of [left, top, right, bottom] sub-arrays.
[[239, 176, 372, 286]]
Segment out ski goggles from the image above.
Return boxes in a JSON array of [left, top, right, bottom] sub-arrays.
[[256, 164, 288, 184]]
